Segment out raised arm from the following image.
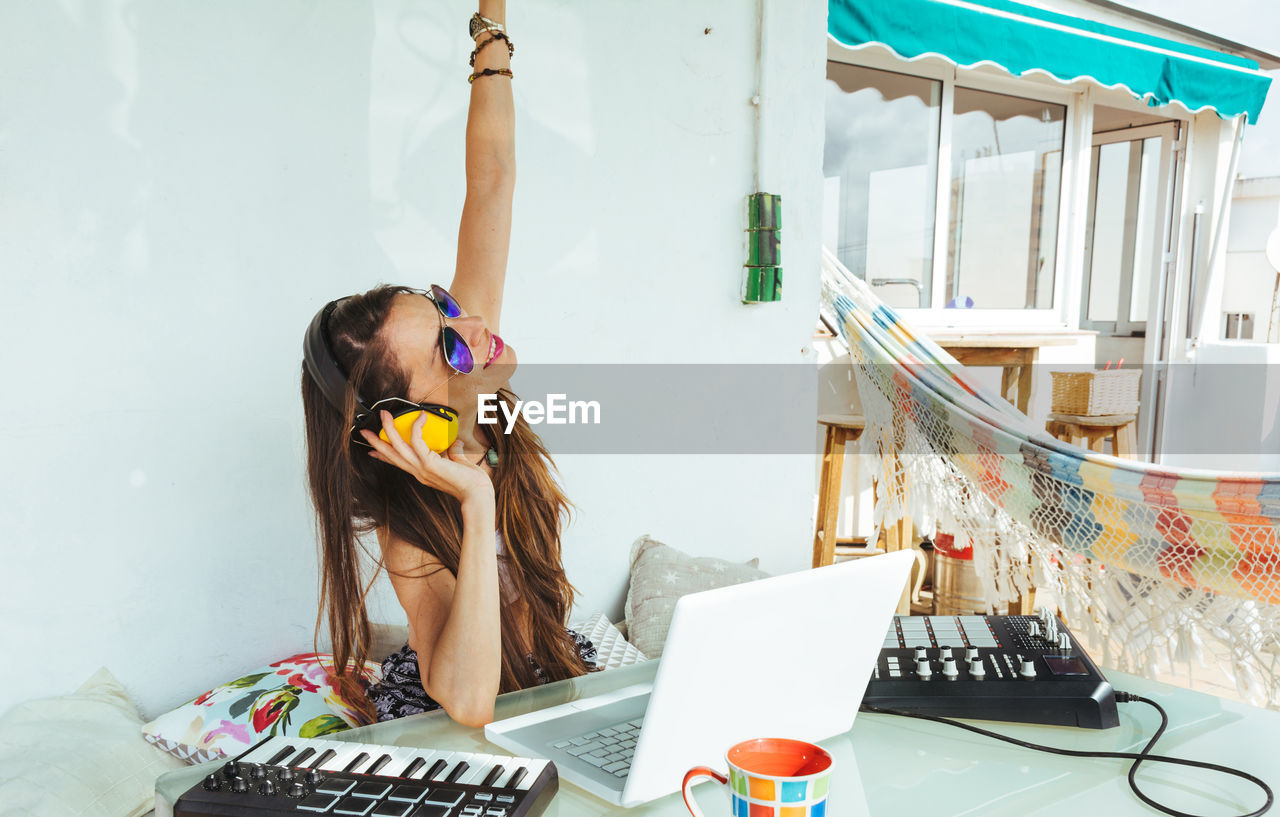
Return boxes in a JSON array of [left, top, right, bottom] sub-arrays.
[[449, 0, 514, 336]]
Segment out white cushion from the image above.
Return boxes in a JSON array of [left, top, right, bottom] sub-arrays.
[[568, 611, 647, 669], [0, 667, 185, 817]]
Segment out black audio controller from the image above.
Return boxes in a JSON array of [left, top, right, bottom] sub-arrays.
[[173, 735, 558, 817], [862, 611, 1119, 729]]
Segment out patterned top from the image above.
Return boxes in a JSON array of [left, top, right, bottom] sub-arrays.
[[367, 630, 597, 722]]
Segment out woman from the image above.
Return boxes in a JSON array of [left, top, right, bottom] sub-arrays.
[[301, 1, 595, 729]]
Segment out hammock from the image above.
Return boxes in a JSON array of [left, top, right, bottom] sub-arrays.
[[819, 249, 1280, 707]]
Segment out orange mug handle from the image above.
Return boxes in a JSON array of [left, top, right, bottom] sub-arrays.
[[682, 766, 729, 817]]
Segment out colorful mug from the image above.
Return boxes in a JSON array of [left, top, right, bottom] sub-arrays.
[[682, 738, 833, 817]]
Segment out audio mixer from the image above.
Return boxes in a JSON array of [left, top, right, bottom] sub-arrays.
[[863, 609, 1119, 729]]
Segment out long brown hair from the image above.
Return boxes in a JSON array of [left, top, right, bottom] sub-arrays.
[[302, 285, 589, 716]]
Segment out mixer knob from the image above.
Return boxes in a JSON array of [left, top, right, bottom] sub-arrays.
[[914, 647, 928, 662], [969, 658, 986, 679], [259, 779, 278, 797], [941, 656, 958, 679], [1057, 632, 1071, 650], [222, 761, 241, 778], [230, 776, 249, 794], [916, 659, 933, 680], [305, 769, 322, 786], [939, 647, 952, 660], [249, 764, 267, 780], [287, 782, 307, 798], [965, 646, 979, 662], [277, 767, 295, 782], [202, 774, 221, 791], [1028, 621, 1041, 638], [1019, 658, 1037, 679]]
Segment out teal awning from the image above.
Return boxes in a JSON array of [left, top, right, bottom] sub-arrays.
[[829, 0, 1272, 123]]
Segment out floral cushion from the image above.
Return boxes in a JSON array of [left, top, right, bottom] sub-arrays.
[[140, 652, 382, 764]]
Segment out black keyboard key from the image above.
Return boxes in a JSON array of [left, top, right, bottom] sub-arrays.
[[387, 783, 428, 803], [423, 788, 466, 807], [445, 761, 470, 783], [425, 759, 448, 780], [481, 765, 505, 787], [505, 767, 527, 789], [292, 747, 318, 768], [351, 780, 392, 799], [400, 757, 426, 778], [372, 802, 414, 817], [367, 754, 393, 775], [297, 793, 341, 812], [311, 748, 337, 769], [267, 744, 297, 765], [333, 795, 377, 815], [343, 752, 371, 773]]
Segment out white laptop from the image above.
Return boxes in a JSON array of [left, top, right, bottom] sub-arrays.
[[485, 550, 915, 806]]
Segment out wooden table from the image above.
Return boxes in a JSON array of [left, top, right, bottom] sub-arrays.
[[920, 330, 1094, 615], [928, 330, 1093, 415]]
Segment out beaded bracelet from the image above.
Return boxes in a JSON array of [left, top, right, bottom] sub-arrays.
[[468, 67, 514, 84], [469, 31, 514, 67]]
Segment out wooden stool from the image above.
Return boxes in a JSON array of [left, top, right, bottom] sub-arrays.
[[812, 414, 866, 569], [1045, 413, 1138, 458]]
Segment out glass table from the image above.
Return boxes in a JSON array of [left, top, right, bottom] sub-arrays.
[[156, 659, 1278, 817]]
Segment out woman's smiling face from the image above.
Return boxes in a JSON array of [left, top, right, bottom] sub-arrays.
[[381, 290, 516, 418]]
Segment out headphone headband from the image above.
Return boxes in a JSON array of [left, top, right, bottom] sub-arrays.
[[303, 298, 370, 416]]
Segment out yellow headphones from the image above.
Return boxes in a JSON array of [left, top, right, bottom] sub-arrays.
[[303, 298, 460, 453]]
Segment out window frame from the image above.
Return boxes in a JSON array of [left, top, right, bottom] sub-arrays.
[[826, 45, 1081, 328], [1079, 122, 1179, 337]]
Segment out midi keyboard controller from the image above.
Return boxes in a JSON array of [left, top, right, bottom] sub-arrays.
[[863, 610, 1119, 729]]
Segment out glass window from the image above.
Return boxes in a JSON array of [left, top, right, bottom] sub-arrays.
[[946, 88, 1065, 310], [1086, 141, 1128, 323], [1082, 131, 1170, 334], [1129, 136, 1163, 323], [824, 64, 941, 310]]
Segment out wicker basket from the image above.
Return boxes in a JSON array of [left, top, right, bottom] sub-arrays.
[[1049, 370, 1140, 416]]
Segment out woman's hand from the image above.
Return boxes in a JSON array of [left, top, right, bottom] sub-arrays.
[[362, 410, 494, 506]]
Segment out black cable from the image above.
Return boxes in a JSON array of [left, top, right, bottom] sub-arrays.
[[860, 692, 1273, 817]]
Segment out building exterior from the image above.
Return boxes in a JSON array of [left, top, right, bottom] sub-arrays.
[[1222, 176, 1280, 342], [822, 0, 1279, 470]]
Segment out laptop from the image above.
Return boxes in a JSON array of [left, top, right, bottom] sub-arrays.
[[484, 550, 915, 806]]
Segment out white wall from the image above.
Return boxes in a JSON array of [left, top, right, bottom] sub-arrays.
[[0, 0, 827, 717]]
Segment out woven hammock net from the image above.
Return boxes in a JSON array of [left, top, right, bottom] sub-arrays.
[[820, 249, 1280, 708]]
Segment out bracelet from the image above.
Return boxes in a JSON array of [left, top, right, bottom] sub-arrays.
[[469, 31, 513, 67], [468, 67, 514, 84], [469, 12, 505, 40]]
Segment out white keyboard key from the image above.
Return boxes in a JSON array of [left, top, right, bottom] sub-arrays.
[[240, 736, 291, 765], [424, 751, 459, 781], [319, 745, 365, 772], [456, 754, 496, 785], [406, 750, 450, 781], [514, 759, 548, 790]]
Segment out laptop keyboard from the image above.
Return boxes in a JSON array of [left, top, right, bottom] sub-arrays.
[[550, 718, 644, 778]]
